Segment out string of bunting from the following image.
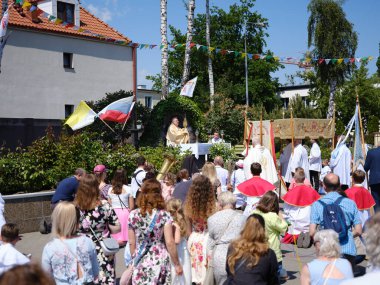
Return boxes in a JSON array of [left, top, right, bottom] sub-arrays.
[[16, 0, 374, 66]]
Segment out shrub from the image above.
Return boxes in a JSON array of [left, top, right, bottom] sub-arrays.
[[208, 143, 236, 163]]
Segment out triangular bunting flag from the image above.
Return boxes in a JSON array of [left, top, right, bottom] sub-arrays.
[[318, 59, 325, 65], [196, 44, 201, 50], [337, 58, 344, 64], [356, 58, 361, 63], [331, 59, 337, 64], [209, 47, 215, 52], [325, 59, 331, 64], [350, 58, 355, 63]]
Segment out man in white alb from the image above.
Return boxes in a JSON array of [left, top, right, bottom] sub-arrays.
[[131, 156, 147, 200], [309, 139, 322, 191], [243, 137, 278, 185], [330, 135, 352, 190], [285, 139, 310, 184]]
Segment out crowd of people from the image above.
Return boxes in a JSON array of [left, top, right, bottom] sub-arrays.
[[0, 138, 379, 285]]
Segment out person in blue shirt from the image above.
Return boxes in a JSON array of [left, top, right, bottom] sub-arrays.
[[309, 173, 362, 270], [51, 168, 86, 208]]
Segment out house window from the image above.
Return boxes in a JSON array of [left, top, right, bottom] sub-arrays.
[[144, 96, 152, 109], [65, 104, 74, 117], [57, 1, 75, 24], [63, 53, 73, 69]]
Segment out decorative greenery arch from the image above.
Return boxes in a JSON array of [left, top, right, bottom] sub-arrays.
[[140, 94, 206, 146]]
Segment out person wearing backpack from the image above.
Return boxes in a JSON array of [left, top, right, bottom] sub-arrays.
[[131, 156, 147, 202], [309, 173, 362, 271]]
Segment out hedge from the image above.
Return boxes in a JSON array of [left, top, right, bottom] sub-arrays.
[[0, 129, 186, 195]]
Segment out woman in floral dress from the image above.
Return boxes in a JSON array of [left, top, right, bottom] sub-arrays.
[[74, 174, 121, 285], [128, 178, 183, 285], [184, 175, 216, 284]]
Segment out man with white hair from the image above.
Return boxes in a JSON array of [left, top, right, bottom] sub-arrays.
[[243, 137, 278, 185], [285, 139, 310, 184], [330, 135, 352, 190], [230, 159, 247, 210], [214, 156, 229, 191]]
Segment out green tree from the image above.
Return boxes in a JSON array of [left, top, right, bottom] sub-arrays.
[[307, 0, 357, 118], [335, 64, 380, 134], [148, 0, 282, 112]]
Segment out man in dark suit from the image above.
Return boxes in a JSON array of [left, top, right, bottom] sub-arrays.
[[364, 142, 380, 212]]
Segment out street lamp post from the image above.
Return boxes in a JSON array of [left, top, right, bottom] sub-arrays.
[[243, 21, 266, 110]]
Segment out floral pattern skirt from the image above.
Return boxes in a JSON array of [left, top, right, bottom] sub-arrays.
[[132, 243, 171, 285], [188, 231, 209, 284]]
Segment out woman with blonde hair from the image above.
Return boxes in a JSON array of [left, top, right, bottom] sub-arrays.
[[126, 178, 183, 284], [301, 229, 353, 285], [75, 174, 120, 285], [42, 202, 99, 284], [201, 162, 222, 196], [161, 172, 177, 201], [167, 198, 191, 284], [225, 214, 278, 285], [184, 175, 216, 284]]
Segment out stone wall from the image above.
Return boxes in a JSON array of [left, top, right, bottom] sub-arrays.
[[3, 191, 54, 234]]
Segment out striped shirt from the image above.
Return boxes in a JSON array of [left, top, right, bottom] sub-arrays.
[[310, 191, 361, 256]]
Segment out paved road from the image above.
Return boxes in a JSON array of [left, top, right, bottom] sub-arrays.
[[16, 231, 316, 284]]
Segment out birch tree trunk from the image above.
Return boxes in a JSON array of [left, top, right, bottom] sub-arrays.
[[160, 0, 169, 99], [181, 0, 196, 87], [327, 80, 337, 119], [206, 0, 215, 107]]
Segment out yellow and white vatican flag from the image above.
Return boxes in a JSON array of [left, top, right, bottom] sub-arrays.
[[180, 77, 198, 97], [65, 101, 97, 131]]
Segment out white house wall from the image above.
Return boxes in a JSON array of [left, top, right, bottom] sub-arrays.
[[0, 28, 133, 120]]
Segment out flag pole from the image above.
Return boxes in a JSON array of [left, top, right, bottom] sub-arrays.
[[99, 118, 115, 133], [122, 102, 135, 131], [332, 103, 336, 150], [356, 89, 366, 159]]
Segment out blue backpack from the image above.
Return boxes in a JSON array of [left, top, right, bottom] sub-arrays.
[[318, 196, 349, 243]]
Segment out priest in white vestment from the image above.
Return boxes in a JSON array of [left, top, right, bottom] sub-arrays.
[[166, 117, 189, 147], [285, 139, 310, 183], [243, 137, 278, 185], [330, 135, 352, 190]]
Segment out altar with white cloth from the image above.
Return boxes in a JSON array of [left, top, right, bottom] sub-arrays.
[[180, 143, 231, 159]]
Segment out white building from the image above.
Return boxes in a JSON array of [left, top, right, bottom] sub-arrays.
[[0, 0, 136, 148], [136, 85, 161, 109], [277, 84, 311, 109]]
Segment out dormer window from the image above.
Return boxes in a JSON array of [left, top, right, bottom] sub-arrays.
[[57, 1, 75, 24]]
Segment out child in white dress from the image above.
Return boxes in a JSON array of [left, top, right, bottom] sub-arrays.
[[166, 199, 192, 285]]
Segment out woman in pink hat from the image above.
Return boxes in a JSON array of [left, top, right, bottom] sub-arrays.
[[93, 165, 111, 200]]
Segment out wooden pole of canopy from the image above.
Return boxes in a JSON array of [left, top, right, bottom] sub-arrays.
[[291, 107, 294, 153], [332, 103, 336, 150], [260, 107, 263, 145]]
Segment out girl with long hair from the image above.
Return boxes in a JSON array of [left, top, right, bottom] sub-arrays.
[[126, 179, 182, 284], [74, 174, 120, 285], [108, 169, 134, 246], [184, 175, 216, 284], [225, 214, 279, 285], [93, 165, 111, 200], [42, 202, 99, 284], [166, 198, 192, 284], [201, 162, 222, 196], [252, 191, 288, 281]]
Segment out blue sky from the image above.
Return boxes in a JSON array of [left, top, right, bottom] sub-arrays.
[[82, 0, 380, 88]]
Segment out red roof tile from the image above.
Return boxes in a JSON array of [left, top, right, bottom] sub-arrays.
[[1, 1, 131, 43]]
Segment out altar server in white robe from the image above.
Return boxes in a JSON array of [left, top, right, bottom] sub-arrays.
[[285, 139, 310, 183], [243, 137, 278, 185], [309, 139, 322, 191], [330, 135, 352, 190]]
